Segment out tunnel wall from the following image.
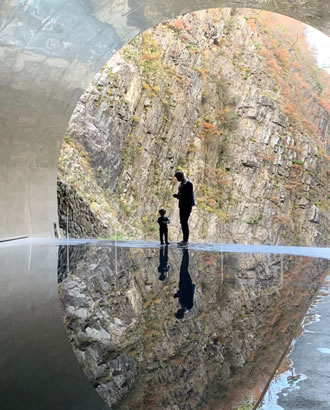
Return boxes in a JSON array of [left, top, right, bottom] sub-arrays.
[[0, 0, 329, 240], [0, 241, 110, 409]]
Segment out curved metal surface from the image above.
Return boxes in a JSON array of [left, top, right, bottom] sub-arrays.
[[0, 242, 109, 410], [0, 0, 329, 240]]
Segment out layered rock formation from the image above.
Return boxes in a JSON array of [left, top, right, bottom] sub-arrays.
[[57, 180, 109, 238], [57, 10, 330, 408], [58, 8, 330, 245], [59, 246, 329, 409]]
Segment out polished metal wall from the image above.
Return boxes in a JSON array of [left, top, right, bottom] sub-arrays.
[[0, 0, 329, 240]]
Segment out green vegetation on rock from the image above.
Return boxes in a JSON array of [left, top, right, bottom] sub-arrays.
[[58, 8, 330, 247]]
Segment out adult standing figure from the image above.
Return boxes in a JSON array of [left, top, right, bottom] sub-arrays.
[[173, 170, 195, 245], [173, 249, 195, 319]]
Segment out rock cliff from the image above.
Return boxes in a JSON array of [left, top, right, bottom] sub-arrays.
[[58, 8, 330, 246], [59, 246, 329, 408]]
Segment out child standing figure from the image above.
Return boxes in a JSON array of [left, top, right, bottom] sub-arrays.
[[158, 209, 170, 245]]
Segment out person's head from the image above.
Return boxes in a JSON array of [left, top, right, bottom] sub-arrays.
[[174, 170, 184, 182], [159, 208, 166, 216], [158, 272, 167, 281]]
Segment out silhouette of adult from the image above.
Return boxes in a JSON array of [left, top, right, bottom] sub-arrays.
[[173, 170, 195, 245], [158, 246, 170, 281], [174, 249, 195, 319]]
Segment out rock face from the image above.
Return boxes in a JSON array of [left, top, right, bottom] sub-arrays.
[[59, 246, 329, 409], [57, 180, 108, 239], [58, 8, 330, 246]]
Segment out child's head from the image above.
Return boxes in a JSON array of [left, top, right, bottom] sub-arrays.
[[159, 272, 167, 281], [159, 208, 166, 216]]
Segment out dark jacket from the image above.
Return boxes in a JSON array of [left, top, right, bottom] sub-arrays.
[[177, 179, 195, 209], [157, 216, 170, 230]]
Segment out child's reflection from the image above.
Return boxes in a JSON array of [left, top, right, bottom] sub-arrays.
[[174, 249, 195, 319], [158, 245, 170, 281]]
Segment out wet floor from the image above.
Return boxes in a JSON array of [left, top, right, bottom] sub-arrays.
[[0, 242, 109, 410], [261, 275, 330, 410], [0, 239, 329, 409]]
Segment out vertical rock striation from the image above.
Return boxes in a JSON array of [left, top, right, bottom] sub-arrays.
[[59, 246, 329, 408], [58, 8, 330, 246]]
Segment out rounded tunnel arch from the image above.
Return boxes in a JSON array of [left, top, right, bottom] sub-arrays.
[[0, 0, 329, 240]]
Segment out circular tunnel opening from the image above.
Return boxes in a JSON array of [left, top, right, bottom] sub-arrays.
[[57, 8, 330, 247]]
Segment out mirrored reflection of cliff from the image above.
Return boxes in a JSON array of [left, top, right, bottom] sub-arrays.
[[58, 246, 328, 409]]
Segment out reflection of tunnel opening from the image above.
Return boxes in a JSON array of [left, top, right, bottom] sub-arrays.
[[56, 8, 330, 246], [57, 244, 329, 409]]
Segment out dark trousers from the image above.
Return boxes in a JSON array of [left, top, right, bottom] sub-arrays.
[[179, 249, 194, 310], [179, 207, 192, 242], [159, 228, 168, 244]]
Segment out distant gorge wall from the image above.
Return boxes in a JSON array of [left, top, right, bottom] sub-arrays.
[[57, 8, 330, 245], [57, 180, 108, 238]]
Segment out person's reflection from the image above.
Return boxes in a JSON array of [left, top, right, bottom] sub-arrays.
[[158, 245, 170, 281], [174, 249, 195, 319]]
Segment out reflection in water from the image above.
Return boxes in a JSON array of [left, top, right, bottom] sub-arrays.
[[157, 246, 170, 281], [59, 246, 329, 409], [174, 249, 195, 319], [261, 353, 307, 410], [261, 275, 330, 409], [0, 244, 110, 410]]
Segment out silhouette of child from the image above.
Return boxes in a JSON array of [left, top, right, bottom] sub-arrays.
[[157, 209, 170, 245], [158, 246, 170, 281]]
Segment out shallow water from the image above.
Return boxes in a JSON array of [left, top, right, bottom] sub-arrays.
[[0, 239, 329, 409], [261, 275, 330, 410]]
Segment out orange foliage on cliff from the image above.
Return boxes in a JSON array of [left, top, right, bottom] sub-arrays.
[[169, 19, 185, 31], [276, 48, 290, 66], [255, 11, 330, 146]]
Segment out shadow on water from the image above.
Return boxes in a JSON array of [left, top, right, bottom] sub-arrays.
[[58, 244, 329, 409]]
